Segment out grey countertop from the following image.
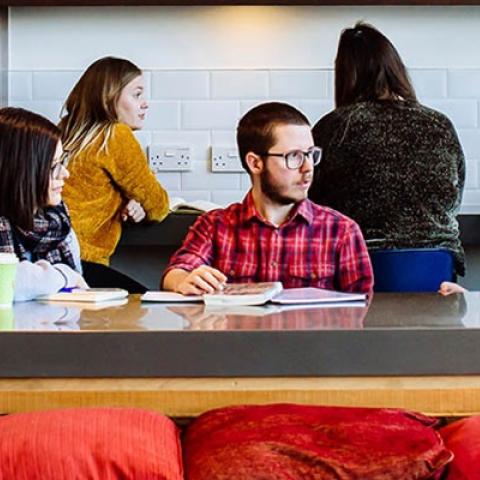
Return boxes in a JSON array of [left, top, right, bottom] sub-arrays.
[[0, 292, 478, 378]]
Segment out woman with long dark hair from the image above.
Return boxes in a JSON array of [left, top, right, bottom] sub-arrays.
[[309, 22, 465, 276], [0, 107, 87, 301]]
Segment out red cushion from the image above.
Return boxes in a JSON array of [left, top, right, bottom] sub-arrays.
[[439, 416, 480, 479], [0, 407, 183, 480], [184, 403, 452, 480]]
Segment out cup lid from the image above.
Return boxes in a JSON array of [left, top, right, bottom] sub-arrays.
[[0, 253, 19, 264]]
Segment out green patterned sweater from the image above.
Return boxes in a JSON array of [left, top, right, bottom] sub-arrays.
[[310, 100, 465, 275]]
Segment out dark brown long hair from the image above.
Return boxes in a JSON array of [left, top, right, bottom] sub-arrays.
[[335, 22, 417, 108], [0, 107, 60, 229]]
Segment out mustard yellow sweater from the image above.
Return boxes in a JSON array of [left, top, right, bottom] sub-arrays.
[[63, 123, 169, 265]]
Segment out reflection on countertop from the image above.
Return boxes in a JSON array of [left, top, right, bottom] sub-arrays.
[[166, 303, 367, 330], [364, 292, 469, 328], [2, 292, 480, 332]]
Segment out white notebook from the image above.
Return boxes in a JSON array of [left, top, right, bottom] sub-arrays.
[[141, 291, 202, 303], [37, 288, 129, 303]]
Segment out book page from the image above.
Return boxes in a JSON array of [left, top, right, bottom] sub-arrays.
[[169, 197, 222, 213]]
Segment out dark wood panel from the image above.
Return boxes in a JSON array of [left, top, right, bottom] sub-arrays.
[[1, 0, 480, 5], [0, 8, 7, 107]]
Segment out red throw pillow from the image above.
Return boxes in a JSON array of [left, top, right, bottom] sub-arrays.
[[439, 416, 480, 479], [184, 403, 452, 480], [0, 407, 183, 480]]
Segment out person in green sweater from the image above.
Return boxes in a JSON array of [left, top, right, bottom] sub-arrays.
[[309, 22, 465, 278], [61, 57, 169, 292]]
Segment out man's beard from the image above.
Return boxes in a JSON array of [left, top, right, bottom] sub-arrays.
[[260, 169, 299, 206]]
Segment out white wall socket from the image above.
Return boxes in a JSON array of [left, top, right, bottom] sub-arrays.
[[211, 146, 244, 173], [148, 145, 192, 172]]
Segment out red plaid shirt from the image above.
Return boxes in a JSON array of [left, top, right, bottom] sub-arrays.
[[164, 192, 373, 294]]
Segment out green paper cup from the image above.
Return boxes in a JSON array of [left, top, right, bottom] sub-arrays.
[[0, 307, 13, 330], [0, 253, 18, 308]]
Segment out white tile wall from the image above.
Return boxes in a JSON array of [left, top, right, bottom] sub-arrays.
[[15, 100, 63, 122], [461, 190, 480, 211], [211, 130, 236, 145], [182, 161, 241, 190], [168, 190, 212, 202], [210, 71, 269, 99], [133, 130, 152, 149], [8, 67, 480, 211], [458, 129, 480, 159], [181, 100, 240, 130], [8, 71, 32, 101], [269, 71, 331, 99], [151, 72, 209, 100], [423, 100, 478, 129], [143, 101, 180, 130], [465, 160, 479, 190], [154, 172, 182, 191], [408, 70, 447, 99], [448, 70, 480, 99], [32, 71, 82, 101]]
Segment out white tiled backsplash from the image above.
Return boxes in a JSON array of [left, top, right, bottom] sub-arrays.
[[8, 68, 480, 210]]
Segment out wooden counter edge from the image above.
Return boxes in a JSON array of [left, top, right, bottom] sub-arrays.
[[1, 376, 479, 417]]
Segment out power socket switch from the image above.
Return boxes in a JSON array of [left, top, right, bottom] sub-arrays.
[[211, 146, 244, 173], [148, 145, 192, 172]]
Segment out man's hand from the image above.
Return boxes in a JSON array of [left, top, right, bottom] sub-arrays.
[[121, 199, 146, 223], [166, 266, 227, 295]]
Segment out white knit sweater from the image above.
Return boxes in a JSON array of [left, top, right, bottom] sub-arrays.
[[14, 229, 84, 302]]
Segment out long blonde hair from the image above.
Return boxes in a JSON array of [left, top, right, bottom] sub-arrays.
[[60, 57, 142, 157]]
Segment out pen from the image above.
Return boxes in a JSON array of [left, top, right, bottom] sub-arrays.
[[60, 287, 75, 293]]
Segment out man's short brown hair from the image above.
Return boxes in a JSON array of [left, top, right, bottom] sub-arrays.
[[236, 102, 310, 174]]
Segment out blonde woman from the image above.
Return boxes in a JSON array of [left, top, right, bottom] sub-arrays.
[[61, 57, 169, 292]]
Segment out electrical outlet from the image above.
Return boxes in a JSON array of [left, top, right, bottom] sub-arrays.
[[148, 145, 192, 172], [211, 146, 244, 173]]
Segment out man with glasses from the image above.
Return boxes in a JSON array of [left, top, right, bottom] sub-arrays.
[[162, 102, 373, 295]]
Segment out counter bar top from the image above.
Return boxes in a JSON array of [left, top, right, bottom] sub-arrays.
[[0, 292, 477, 378]]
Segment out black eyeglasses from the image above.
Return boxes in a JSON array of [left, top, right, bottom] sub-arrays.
[[258, 146, 322, 170], [50, 152, 70, 180]]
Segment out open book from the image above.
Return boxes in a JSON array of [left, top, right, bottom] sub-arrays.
[[169, 197, 222, 214], [142, 282, 283, 307], [142, 285, 366, 308], [203, 282, 283, 306]]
